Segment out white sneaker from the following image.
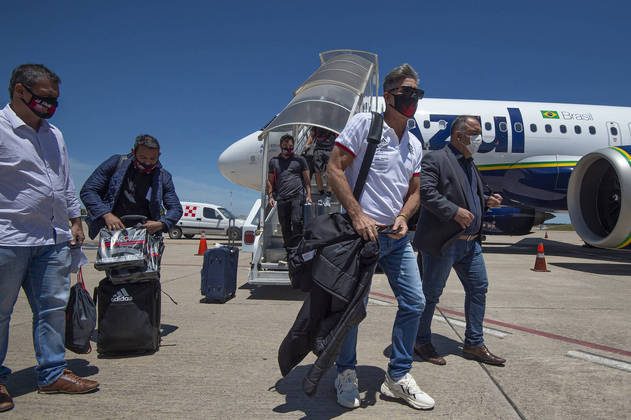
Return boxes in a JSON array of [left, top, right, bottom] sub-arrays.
[[334, 369, 360, 409], [323, 196, 331, 206], [380, 372, 434, 410]]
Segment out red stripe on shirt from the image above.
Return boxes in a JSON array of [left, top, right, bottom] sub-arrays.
[[335, 142, 356, 158], [412, 172, 420, 177]]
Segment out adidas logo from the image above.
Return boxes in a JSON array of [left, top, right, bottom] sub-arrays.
[[111, 288, 133, 302]]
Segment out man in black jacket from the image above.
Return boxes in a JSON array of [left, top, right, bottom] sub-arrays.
[[413, 115, 505, 366]]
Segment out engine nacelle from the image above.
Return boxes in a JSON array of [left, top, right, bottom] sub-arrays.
[[483, 207, 553, 235], [567, 146, 631, 249]]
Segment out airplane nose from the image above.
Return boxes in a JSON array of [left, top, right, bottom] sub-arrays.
[[218, 131, 262, 190]]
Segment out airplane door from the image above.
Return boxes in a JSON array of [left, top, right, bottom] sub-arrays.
[[607, 121, 621, 146]]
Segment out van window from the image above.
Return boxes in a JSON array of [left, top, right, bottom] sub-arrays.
[[218, 207, 235, 219], [203, 208, 217, 219]]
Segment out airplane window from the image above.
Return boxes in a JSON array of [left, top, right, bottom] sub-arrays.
[[574, 125, 581, 134], [560, 125, 567, 134], [499, 122, 507, 132], [514, 122, 523, 133], [439, 120, 447, 129], [610, 126, 619, 136], [589, 126, 596, 134], [485, 122, 492, 131], [530, 124, 537, 132], [423, 120, 430, 129], [545, 124, 552, 133]]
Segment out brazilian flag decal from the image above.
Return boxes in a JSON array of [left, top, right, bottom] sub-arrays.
[[541, 110, 559, 119]]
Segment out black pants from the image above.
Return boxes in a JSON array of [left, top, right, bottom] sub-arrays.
[[277, 195, 305, 248]]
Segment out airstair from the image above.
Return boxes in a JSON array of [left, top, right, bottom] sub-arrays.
[[248, 49, 380, 285]]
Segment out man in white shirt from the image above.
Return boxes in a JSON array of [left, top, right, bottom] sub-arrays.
[[327, 64, 434, 410], [0, 64, 99, 412]]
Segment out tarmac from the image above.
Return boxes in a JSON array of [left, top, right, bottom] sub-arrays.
[[2, 229, 631, 419]]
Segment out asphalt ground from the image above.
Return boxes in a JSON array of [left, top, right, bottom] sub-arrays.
[[2, 230, 630, 419]]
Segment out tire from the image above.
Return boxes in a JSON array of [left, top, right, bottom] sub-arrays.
[[168, 226, 183, 239], [183, 234, 195, 239], [227, 227, 241, 242]]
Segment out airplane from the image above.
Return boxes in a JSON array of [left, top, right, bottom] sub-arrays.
[[219, 96, 631, 250]]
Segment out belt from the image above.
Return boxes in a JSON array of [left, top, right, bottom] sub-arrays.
[[458, 234, 479, 241]]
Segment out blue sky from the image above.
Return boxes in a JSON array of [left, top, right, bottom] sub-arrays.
[[2, 0, 629, 217]]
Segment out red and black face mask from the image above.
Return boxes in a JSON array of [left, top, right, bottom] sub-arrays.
[[134, 159, 157, 173], [281, 146, 294, 156], [21, 85, 58, 119], [390, 93, 418, 118]]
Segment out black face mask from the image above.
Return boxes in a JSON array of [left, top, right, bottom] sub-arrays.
[[21, 85, 58, 119], [390, 93, 418, 118]]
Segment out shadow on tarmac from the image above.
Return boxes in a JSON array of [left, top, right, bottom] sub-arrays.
[[549, 262, 631, 276], [5, 358, 99, 398], [382, 334, 463, 362], [239, 284, 307, 301], [272, 364, 385, 418], [482, 237, 631, 264]]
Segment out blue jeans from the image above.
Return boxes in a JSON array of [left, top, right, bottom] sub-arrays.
[[416, 240, 488, 347], [336, 234, 425, 381], [0, 243, 71, 386]]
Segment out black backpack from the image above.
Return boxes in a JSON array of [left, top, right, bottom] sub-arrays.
[[65, 268, 97, 354]]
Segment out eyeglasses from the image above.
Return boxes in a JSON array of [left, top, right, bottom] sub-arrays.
[[388, 86, 424, 100]]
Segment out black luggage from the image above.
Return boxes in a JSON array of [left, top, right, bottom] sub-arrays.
[[94, 278, 161, 354], [201, 219, 239, 303]]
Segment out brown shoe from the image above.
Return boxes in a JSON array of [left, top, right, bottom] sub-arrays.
[[38, 369, 99, 394], [0, 384, 14, 412], [414, 342, 446, 365], [462, 344, 506, 366]]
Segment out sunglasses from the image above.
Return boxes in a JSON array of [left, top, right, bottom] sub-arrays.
[[388, 86, 424, 100], [23, 84, 59, 107]]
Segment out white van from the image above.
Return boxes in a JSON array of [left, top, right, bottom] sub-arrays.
[[169, 201, 244, 240]]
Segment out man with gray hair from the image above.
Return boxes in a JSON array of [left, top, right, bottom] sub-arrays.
[[326, 63, 434, 410], [81, 134, 182, 239], [0, 64, 99, 412], [412, 115, 505, 366]]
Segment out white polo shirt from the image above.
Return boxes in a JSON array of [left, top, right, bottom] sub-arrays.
[[335, 112, 422, 225]]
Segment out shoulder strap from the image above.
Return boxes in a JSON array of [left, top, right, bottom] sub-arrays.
[[116, 155, 129, 172], [352, 112, 383, 201]]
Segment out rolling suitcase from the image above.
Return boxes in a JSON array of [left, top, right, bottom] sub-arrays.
[[201, 219, 239, 303], [94, 277, 161, 354]]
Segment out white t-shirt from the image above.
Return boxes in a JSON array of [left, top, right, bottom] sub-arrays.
[[335, 112, 423, 225]]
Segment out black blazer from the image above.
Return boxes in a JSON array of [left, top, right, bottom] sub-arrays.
[[413, 146, 486, 257]]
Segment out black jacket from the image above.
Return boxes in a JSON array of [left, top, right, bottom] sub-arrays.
[[279, 213, 379, 396], [413, 146, 487, 257]]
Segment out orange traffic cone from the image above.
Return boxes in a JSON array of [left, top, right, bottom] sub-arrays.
[[531, 242, 550, 272], [544, 231, 549, 239], [195, 231, 208, 255]]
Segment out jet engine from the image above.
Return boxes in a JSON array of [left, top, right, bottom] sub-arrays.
[[567, 146, 631, 249]]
